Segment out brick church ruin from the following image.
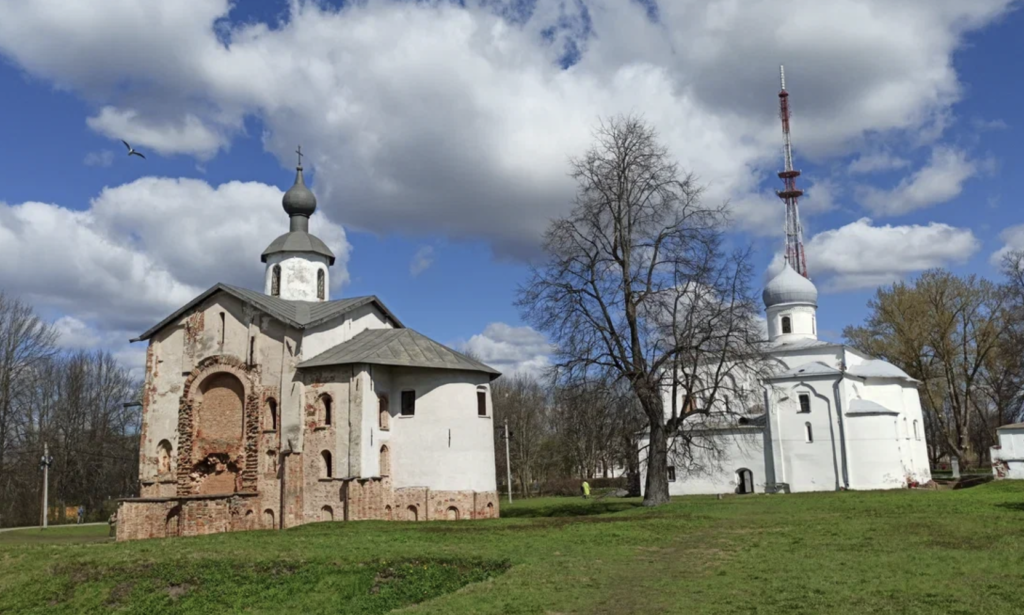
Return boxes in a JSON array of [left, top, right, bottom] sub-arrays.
[[117, 153, 501, 541]]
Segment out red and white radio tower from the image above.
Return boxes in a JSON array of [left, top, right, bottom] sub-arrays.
[[776, 65, 808, 278]]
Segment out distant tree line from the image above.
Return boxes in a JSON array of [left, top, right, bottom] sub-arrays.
[[488, 371, 646, 497], [844, 252, 1024, 469], [0, 292, 140, 527]]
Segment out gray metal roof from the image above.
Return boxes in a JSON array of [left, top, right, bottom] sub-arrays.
[[298, 328, 501, 379], [261, 231, 335, 264], [847, 359, 916, 382], [130, 283, 403, 343], [769, 360, 842, 381], [846, 399, 898, 416], [763, 262, 818, 308]]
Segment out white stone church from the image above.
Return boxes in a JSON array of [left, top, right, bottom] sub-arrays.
[[641, 263, 933, 497], [117, 155, 501, 540]]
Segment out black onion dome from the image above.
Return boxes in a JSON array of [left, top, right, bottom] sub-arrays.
[[283, 166, 317, 217]]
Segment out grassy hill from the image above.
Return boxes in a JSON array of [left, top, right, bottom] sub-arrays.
[[2, 481, 1023, 614]]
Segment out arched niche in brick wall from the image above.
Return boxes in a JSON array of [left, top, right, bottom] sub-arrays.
[[177, 357, 260, 497]]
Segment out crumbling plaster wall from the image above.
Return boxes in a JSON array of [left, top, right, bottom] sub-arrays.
[[138, 294, 292, 488], [264, 252, 331, 302]]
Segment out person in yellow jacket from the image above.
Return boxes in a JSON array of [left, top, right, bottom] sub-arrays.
[[581, 480, 591, 499]]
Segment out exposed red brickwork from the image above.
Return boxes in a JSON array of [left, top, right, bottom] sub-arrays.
[[176, 356, 261, 497]]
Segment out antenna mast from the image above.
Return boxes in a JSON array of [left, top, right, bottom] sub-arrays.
[[776, 65, 808, 278]]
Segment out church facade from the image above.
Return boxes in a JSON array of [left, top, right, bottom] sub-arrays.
[[116, 159, 501, 541], [640, 263, 933, 497]]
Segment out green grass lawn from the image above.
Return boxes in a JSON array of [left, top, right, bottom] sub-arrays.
[[2, 482, 1023, 614]]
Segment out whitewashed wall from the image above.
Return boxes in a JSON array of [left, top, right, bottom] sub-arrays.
[[264, 252, 330, 302], [993, 428, 1024, 480], [301, 303, 393, 361], [640, 429, 767, 496], [382, 368, 496, 492]]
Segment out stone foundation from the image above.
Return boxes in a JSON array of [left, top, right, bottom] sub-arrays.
[[117, 481, 501, 541]]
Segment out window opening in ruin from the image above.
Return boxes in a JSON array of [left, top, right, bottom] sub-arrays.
[[321, 450, 333, 478], [781, 316, 792, 334], [157, 440, 173, 475], [385, 505, 393, 520], [401, 390, 415, 416], [798, 394, 810, 413], [486, 502, 494, 518], [446, 506, 460, 521], [219, 312, 226, 350], [266, 450, 277, 474], [317, 269, 325, 300], [805, 422, 813, 443], [477, 388, 487, 416], [407, 505, 418, 521], [322, 395, 333, 426], [667, 466, 676, 482], [267, 398, 278, 431], [380, 445, 390, 476], [263, 508, 275, 529], [249, 337, 255, 367], [321, 505, 334, 522], [271, 265, 281, 296], [379, 394, 390, 430]]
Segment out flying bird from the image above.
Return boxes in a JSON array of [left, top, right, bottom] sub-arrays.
[[121, 140, 146, 159]]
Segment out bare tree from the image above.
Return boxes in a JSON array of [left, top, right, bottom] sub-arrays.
[[517, 115, 766, 506], [0, 292, 57, 523], [491, 373, 549, 495]]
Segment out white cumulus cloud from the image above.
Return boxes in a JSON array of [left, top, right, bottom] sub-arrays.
[[0, 0, 1012, 256], [0, 177, 351, 334], [803, 217, 979, 291], [460, 322, 554, 378], [990, 224, 1024, 267], [856, 147, 978, 216]]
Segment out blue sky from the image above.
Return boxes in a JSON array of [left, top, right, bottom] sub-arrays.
[[0, 0, 1021, 374]]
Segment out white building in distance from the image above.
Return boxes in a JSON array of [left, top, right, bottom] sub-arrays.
[[992, 424, 1024, 480], [641, 263, 933, 496]]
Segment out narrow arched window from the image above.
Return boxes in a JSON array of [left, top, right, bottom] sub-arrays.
[[805, 422, 813, 443], [321, 450, 333, 478], [781, 316, 792, 334], [271, 264, 281, 296], [266, 398, 278, 431], [378, 394, 389, 430], [322, 395, 333, 426], [317, 269, 325, 300], [157, 440, 172, 475], [380, 445, 390, 476], [914, 420, 920, 441]]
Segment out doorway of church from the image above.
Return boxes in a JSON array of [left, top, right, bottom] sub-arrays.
[[736, 468, 754, 494]]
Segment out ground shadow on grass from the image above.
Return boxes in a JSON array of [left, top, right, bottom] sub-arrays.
[[3, 557, 509, 614], [501, 499, 643, 519], [995, 501, 1024, 512]]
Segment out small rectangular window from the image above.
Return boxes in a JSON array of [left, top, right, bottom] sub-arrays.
[[401, 390, 416, 416], [667, 466, 676, 482], [798, 394, 810, 413], [477, 390, 487, 416]]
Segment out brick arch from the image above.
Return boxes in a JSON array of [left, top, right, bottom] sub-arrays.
[[176, 356, 261, 497]]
